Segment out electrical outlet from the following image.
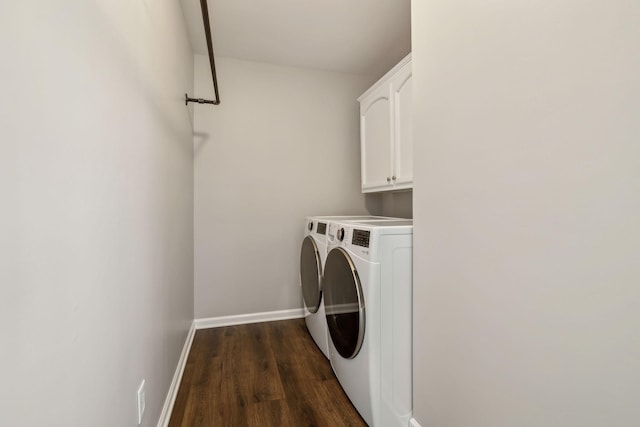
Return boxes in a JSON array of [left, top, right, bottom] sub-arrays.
[[137, 380, 146, 425]]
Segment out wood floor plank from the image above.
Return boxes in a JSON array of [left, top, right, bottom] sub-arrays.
[[168, 318, 367, 427], [218, 352, 285, 407], [245, 399, 295, 427]]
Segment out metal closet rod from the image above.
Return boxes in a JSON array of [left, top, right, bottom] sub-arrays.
[[185, 0, 220, 106]]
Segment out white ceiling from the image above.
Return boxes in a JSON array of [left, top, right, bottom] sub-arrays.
[[180, 0, 411, 78]]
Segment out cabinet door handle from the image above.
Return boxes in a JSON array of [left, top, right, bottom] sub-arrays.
[[387, 177, 391, 182]]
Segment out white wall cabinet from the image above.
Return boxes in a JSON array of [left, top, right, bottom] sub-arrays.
[[359, 54, 412, 193]]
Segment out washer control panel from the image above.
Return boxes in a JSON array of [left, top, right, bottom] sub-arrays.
[[317, 222, 327, 235]]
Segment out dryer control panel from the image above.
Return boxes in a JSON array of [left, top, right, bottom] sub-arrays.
[[352, 229, 370, 248]]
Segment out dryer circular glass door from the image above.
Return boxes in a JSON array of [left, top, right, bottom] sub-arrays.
[[300, 235, 322, 313], [323, 247, 365, 359]]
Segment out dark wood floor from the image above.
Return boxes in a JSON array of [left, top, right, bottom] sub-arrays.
[[168, 318, 367, 427]]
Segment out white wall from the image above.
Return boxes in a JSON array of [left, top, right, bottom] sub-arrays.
[[193, 55, 374, 318], [381, 190, 413, 219], [412, 1, 640, 426], [0, 1, 194, 426]]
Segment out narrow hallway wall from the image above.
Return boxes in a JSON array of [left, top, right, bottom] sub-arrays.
[[0, 2, 194, 426], [412, 1, 640, 425]]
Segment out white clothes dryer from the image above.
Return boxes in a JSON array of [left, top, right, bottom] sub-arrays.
[[323, 219, 413, 427], [300, 216, 398, 359]]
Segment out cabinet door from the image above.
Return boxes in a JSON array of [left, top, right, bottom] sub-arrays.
[[391, 62, 413, 188], [360, 84, 392, 192]]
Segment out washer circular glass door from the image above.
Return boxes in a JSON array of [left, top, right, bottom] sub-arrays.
[[323, 247, 365, 359], [300, 235, 322, 313]]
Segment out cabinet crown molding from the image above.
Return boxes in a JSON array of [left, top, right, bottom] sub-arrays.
[[358, 52, 412, 102]]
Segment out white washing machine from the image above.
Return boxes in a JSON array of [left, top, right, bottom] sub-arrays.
[[323, 219, 413, 427], [300, 216, 399, 359], [300, 217, 330, 358]]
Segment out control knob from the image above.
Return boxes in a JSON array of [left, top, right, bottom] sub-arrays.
[[337, 228, 345, 242], [308, 222, 313, 231]]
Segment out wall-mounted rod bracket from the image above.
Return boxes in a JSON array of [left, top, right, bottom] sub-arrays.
[[185, 94, 216, 105], [185, 0, 220, 106]]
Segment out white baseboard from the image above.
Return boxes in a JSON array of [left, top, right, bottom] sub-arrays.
[[409, 418, 423, 427], [156, 321, 196, 427], [194, 308, 305, 330]]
